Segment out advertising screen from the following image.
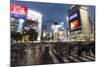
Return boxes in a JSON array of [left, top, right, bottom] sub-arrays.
[[69, 13, 78, 20], [11, 4, 28, 19], [69, 11, 81, 32], [70, 20, 79, 28]]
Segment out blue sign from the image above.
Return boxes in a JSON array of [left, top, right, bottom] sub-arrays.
[[69, 13, 78, 20], [11, 13, 26, 19]]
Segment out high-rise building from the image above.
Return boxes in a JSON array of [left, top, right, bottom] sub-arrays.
[[67, 5, 94, 41]]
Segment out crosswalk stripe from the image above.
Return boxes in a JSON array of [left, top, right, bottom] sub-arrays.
[[70, 53, 85, 62], [53, 49, 70, 63], [49, 50, 59, 64], [91, 54, 95, 58], [68, 55, 80, 62], [62, 57, 70, 63], [79, 56, 91, 62], [81, 54, 95, 61], [71, 53, 91, 62]]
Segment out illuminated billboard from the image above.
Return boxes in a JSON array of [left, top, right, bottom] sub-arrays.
[[69, 13, 78, 20], [69, 19, 81, 32], [11, 4, 28, 19], [70, 20, 79, 28], [69, 10, 81, 32]]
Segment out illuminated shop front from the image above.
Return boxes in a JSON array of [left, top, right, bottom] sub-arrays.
[[11, 3, 43, 41]]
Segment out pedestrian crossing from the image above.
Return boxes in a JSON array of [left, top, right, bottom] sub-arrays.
[[49, 50, 60, 64], [82, 54, 95, 61], [11, 46, 95, 66], [52, 49, 70, 63], [49, 49, 95, 64]]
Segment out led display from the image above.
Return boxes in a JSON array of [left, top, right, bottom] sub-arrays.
[[69, 13, 78, 20]]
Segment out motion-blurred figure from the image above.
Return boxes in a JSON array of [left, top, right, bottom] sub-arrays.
[[28, 27, 38, 41]]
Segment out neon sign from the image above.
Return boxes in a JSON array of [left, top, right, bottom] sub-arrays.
[[11, 4, 28, 19], [69, 13, 78, 20]]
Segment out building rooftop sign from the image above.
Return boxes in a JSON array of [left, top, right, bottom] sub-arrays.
[[11, 4, 28, 19]]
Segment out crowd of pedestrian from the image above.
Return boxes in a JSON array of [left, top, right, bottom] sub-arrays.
[[11, 27, 38, 42]]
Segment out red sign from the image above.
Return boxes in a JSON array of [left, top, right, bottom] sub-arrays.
[[73, 20, 79, 27], [70, 20, 79, 28], [11, 4, 28, 18]]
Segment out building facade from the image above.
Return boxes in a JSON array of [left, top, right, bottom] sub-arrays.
[[67, 5, 94, 41]]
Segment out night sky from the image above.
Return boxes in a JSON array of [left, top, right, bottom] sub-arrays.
[[11, 0, 95, 32]]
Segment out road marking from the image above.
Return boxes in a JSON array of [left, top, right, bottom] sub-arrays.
[[71, 53, 91, 62], [62, 57, 70, 63], [53, 49, 70, 63], [68, 55, 80, 62], [82, 54, 95, 61], [49, 50, 59, 64]]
